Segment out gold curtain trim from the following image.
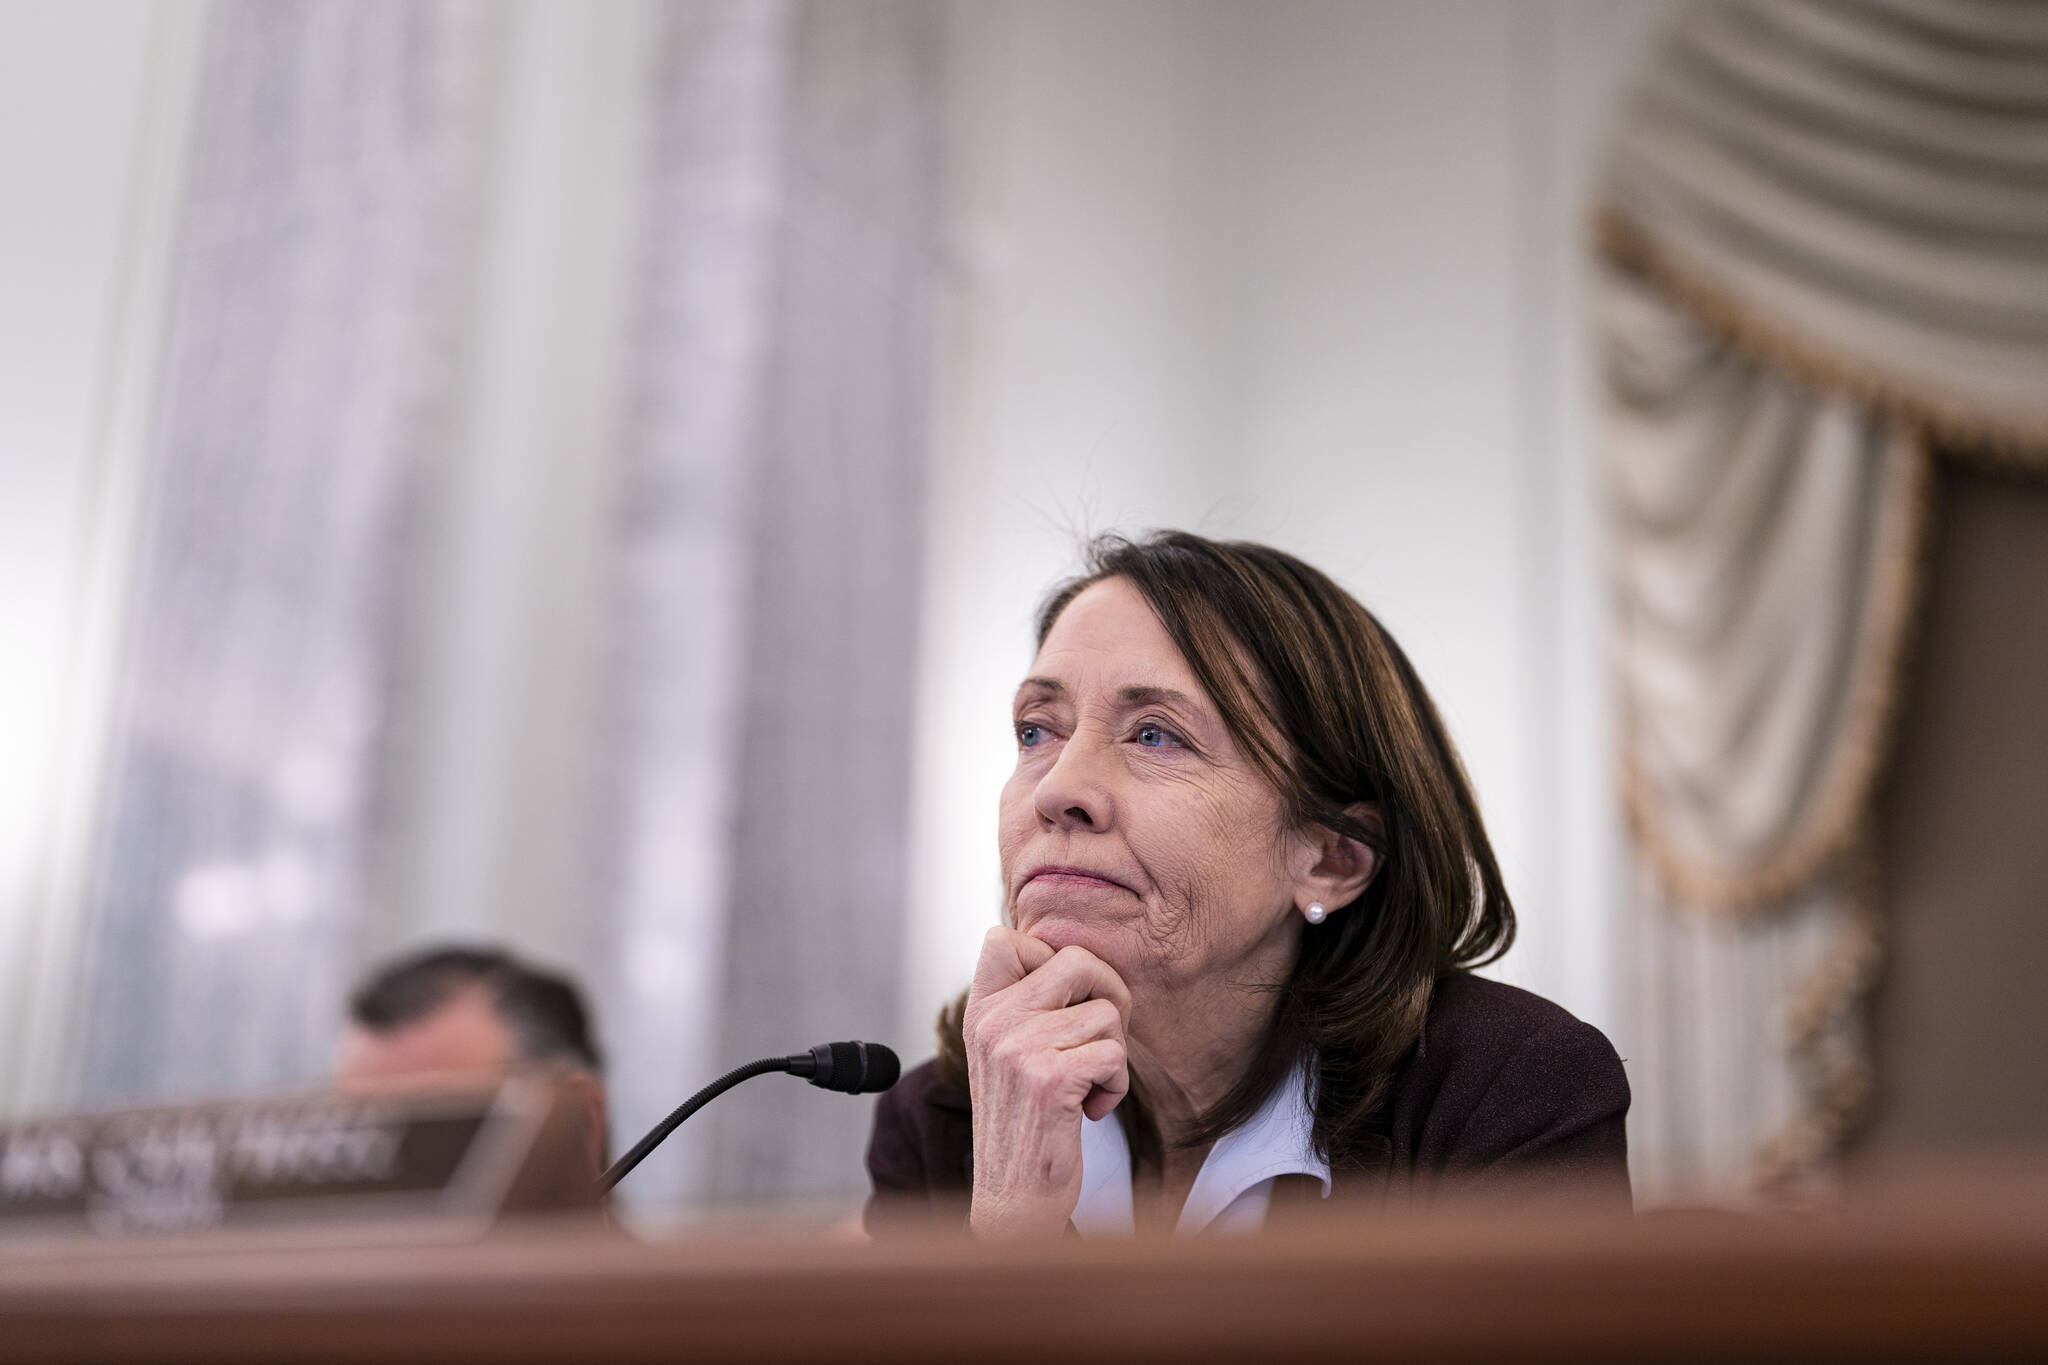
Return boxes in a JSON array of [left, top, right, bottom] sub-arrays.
[[1593, 206, 2048, 473], [1752, 833, 1884, 1199]]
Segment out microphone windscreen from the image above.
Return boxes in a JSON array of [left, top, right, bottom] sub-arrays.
[[809, 1040, 903, 1093], [860, 1042, 901, 1093], [824, 1041, 864, 1092]]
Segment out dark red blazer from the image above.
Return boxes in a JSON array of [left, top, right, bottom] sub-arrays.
[[865, 971, 1631, 1230]]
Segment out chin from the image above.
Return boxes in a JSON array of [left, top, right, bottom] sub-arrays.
[[1013, 910, 1137, 977]]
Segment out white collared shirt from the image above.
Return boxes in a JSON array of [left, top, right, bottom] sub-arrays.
[[1070, 1058, 1330, 1236]]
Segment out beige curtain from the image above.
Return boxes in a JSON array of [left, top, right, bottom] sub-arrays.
[[1598, 0, 2048, 1199], [69, 0, 492, 1109]]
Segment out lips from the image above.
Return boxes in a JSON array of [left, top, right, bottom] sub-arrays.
[[1022, 865, 1136, 895]]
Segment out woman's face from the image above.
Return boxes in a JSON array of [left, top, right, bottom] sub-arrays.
[[999, 577, 1309, 999]]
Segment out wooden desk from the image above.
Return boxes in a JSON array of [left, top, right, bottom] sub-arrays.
[[4, 1178, 2046, 1362]]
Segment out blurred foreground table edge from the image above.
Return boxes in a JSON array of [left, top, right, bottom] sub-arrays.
[[4, 1178, 2047, 1363]]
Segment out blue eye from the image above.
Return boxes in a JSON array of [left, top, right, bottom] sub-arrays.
[[1017, 724, 1045, 748], [1136, 724, 1178, 748]]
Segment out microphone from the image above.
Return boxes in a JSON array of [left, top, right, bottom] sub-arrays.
[[787, 1039, 901, 1095], [597, 1041, 900, 1194]]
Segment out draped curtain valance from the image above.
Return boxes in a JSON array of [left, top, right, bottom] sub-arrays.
[[1596, 0, 2048, 1193]]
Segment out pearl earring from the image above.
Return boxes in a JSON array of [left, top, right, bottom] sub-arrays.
[[1304, 901, 1328, 925]]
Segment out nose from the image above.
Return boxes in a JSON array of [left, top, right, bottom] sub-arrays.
[[1032, 727, 1115, 832]]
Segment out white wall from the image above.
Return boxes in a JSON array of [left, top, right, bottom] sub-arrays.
[[905, 1, 1245, 1052], [371, 0, 651, 988], [904, 0, 1673, 1054]]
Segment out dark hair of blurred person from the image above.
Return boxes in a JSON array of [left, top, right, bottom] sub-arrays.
[[344, 945, 602, 1076]]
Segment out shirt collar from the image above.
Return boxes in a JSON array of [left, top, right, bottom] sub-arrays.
[[1071, 1055, 1330, 1237]]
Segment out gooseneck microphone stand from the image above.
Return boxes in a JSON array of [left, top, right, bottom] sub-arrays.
[[597, 1041, 899, 1194]]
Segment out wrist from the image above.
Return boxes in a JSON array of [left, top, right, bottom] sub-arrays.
[[968, 1188, 1070, 1239]]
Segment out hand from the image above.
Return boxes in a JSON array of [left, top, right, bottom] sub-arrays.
[[963, 926, 1131, 1238]]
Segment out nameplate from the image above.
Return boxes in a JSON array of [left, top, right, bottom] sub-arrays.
[[0, 1072, 596, 1244]]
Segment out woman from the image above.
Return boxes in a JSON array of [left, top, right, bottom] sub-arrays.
[[868, 532, 1629, 1237]]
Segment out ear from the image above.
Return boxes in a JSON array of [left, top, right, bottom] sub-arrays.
[[1289, 803, 1381, 921]]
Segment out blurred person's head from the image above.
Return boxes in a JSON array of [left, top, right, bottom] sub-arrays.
[[340, 945, 607, 1171]]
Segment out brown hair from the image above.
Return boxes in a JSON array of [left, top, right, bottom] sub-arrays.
[[941, 530, 1513, 1170]]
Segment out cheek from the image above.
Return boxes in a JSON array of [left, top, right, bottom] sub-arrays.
[[996, 768, 1034, 867], [1132, 774, 1292, 937]]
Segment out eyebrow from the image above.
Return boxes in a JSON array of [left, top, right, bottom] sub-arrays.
[[1118, 684, 1200, 711], [1013, 678, 1202, 711]]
